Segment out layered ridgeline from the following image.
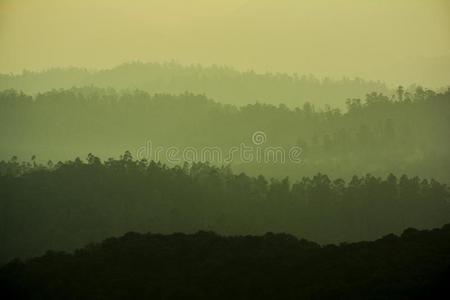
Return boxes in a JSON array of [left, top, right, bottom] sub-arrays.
[[1, 157, 449, 263], [0, 87, 449, 181], [0, 62, 389, 108], [1, 222, 450, 299]]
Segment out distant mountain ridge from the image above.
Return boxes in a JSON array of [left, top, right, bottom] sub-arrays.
[[0, 62, 389, 108]]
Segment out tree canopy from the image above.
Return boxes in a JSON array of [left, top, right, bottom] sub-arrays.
[[1, 154, 449, 263]]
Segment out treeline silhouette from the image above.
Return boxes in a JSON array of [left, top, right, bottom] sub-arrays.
[[0, 62, 389, 108], [2, 224, 450, 299], [1, 154, 449, 263], [1, 86, 449, 181]]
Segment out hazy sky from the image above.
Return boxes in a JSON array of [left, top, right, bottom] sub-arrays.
[[0, 0, 449, 87]]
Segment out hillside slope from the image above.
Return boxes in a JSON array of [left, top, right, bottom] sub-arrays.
[[1, 224, 450, 299]]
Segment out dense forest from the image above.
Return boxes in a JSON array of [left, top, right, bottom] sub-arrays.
[[1, 155, 449, 263], [2, 0, 449, 297], [1, 86, 449, 181], [2, 224, 450, 299], [0, 62, 390, 108]]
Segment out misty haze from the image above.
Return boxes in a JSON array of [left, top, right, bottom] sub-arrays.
[[0, 1, 449, 299]]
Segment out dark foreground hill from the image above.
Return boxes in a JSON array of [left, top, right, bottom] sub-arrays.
[[2, 225, 450, 300]]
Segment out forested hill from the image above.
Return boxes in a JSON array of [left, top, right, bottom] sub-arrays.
[[1, 87, 449, 181], [0, 62, 389, 108], [1, 156, 449, 262], [2, 224, 450, 299]]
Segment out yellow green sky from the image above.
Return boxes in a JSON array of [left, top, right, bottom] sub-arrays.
[[0, 0, 449, 87]]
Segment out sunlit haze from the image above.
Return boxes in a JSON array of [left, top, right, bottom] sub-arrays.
[[1, 0, 449, 87]]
